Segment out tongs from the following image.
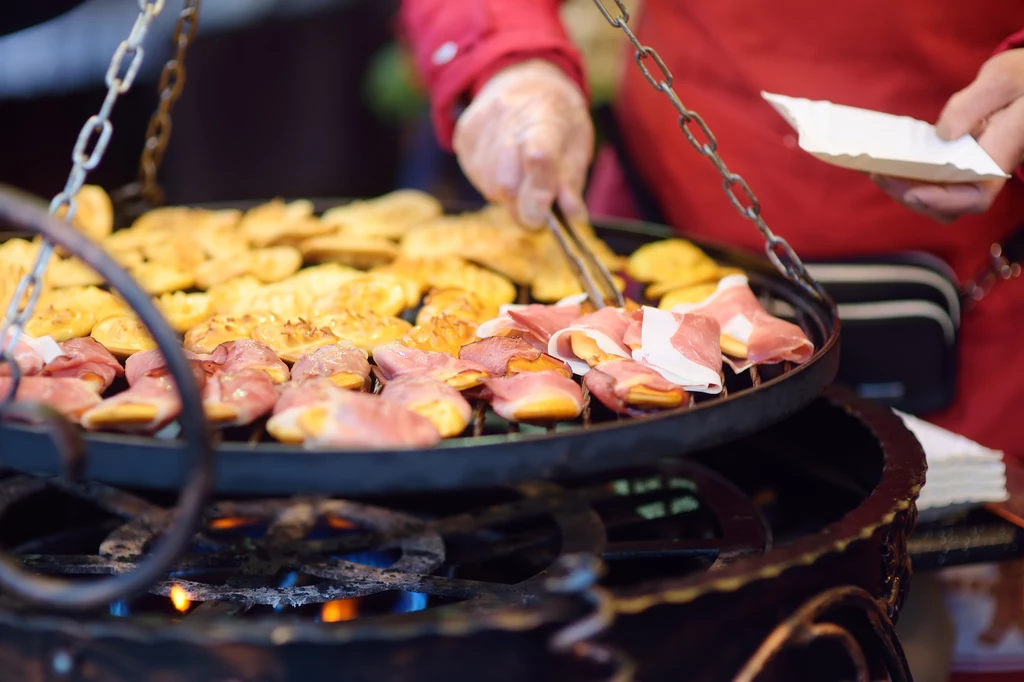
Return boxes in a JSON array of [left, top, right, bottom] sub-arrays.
[[546, 203, 625, 309]]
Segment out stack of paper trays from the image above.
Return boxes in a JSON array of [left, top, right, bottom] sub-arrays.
[[761, 92, 1009, 183], [895, 410, 1008, 517]]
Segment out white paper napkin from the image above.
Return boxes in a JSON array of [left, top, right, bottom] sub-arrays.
[[761, 92, 1010, 183], [894, 410, 1008, 514]]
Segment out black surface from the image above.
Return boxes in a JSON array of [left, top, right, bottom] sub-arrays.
[[0, 213, 840, 496], [910, 509, 1024, 571], [0, 1, 89, 37]]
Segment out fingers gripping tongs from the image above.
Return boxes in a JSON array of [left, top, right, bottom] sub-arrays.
[[546, 203, 624, 310]]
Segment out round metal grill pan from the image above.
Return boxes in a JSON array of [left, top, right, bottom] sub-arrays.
[[0, 209, 839, 495]]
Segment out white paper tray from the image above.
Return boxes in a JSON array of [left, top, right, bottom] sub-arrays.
[[762, 92, 1010, 183]]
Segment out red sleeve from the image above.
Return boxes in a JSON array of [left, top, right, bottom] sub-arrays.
[[995, 28, 1024, 54], [398, 0, 588, 151]]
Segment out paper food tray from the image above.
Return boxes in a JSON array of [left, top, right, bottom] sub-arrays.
[[761, 92, 1010, 184]]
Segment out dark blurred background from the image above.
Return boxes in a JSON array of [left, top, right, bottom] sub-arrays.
[[0, 0, 470, 207], [0, 0, 621, 209]]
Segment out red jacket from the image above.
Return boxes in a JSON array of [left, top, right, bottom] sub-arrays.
[[400, 0, 1024, 457]]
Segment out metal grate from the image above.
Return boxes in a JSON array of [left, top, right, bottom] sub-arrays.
[[0, 458, 768, 619]]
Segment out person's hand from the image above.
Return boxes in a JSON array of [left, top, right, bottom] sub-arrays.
[[872, 48, 1024, 223], [453, 59, 594, 229]]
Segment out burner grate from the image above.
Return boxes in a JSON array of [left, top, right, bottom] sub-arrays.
[[0, 458, 768, 622]]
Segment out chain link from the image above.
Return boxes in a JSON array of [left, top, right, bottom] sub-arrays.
[[0, 0, 170, 404], [591, 0, 831, 303], [115, 0, 201, 215]]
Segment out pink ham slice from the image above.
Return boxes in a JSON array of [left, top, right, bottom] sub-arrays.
[[200, 339, 290, 384], [123, 348, 201, 385], [475, 294, 586, 350], [293, 389, 441, 449], [380, 375, 473, 438], [42, 338, 123, 390], [670, 274, 813, 372], [266, 377, 349, 443], [583, 359, 686, 415], [482, 370, 584, 423], [201, 368, 280, 427], [0, 331, 62, 378], [273, 378, 345, 415], [0, 376, 102, 423], [629, 307, 723, 394], [547, 306, 632, 376], [458, 336, 571, 378], [82, 349, 208, 434], [291, 342, 371, 388], [186, 341, 288, 426], [372, 343, 489, 390]]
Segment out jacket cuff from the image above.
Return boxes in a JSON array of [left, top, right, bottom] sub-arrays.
[[400, 2, 587, 151], [995, 28, 1024, 54]]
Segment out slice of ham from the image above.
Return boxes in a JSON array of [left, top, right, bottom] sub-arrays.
[[82, 349, 207, 433], [583, 358, 685, 415], [81, 374, 191, 434], [291, 342, 371, 390], [458, 336, 571, 378], [380, 375, 472, 438], [671, 274, 814, 371], [200, 339, 290, 384], [185, 340, 289, 427], [42, 338, 123, 391], [630, 307, 723, 394], [476, 294, 586, 350], [372, 343, 489, 391], [482, 370, 584, 423], [0, 331, 62, 377], [201, 368, 280, 427], [291, 389, 441, 449], [273, 378, 344, 415], [0, 376, 102, 423], [547, 306, 632, 376], [124, 348, 190, 385]]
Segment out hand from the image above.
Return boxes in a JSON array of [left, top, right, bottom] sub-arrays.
[[873, 48, 1024, 223], [453, 60, 594, 229]]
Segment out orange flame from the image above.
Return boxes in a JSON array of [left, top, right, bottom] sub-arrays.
[[210, 516, 258, 530], [321, 599, 358, 622], [326, 515, 356, 530], [169, 584, 190, 613]]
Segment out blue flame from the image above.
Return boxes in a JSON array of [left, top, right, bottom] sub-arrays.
[[397, 592, 428, 613]]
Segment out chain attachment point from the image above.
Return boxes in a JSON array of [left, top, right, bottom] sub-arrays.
[[0, 0, 175, 408], [590, 0, 831, 305], [115, 0, 201, 216]]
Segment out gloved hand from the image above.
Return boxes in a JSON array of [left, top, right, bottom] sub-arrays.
[[873, 48, 1024, 223], [453, 59, 594, 229]]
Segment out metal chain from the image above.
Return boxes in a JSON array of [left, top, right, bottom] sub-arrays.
[[0, 0, 169, 403], [591, 0, 831, 303], [115, 0, 201, 215]]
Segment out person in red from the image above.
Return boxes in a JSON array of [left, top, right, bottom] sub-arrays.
[[397, 1, 1024, 462]]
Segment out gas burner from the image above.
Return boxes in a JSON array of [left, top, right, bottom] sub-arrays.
[[0, 459, 768, 622], [0, 393, 926, 682]]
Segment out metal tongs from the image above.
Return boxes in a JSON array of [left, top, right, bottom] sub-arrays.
[[546, 203, 625, 310]]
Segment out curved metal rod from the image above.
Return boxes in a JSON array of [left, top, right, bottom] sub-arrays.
[[0, 190, 214, 611], [733, 585, 911, 682]]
